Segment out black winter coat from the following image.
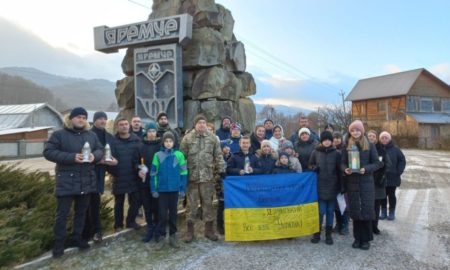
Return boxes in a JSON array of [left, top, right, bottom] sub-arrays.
[[309, 145, 342, 201], [383, 142, 406, 187], [341, 138, 383, 221], [157, 125, 179, 147], [294, 137, 318, 171], [108, 134, 142, 194], [226, 151, 262, 175], [90, 126, 115, 194], [249, 133, 263, 154], [272, 164, 295, 174], [373, 143, 388, 200], [139, 139, 161, 189], [259, 153, 277, 174], [44, 119, 104, 196]]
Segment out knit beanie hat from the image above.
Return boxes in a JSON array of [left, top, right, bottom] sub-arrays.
[[162, 131, 175, 142], [157, 112, 168, 121], [69, 107, 88, 119], [145, 121, 157, 131], [279, 151, 289, 159], [193, 114, 207, 126], [379, 131, 392, 141], [280, 140, 294, 150], [332, 131, 343, 139], [260, 140, 272, 149], [320, 130, 333, 143], [93, 111, 107, 122], [348, 120, 365, 133], [298, 127, 311, 136]]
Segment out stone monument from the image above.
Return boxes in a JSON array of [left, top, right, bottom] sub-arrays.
[[96, 0, 257, 133]]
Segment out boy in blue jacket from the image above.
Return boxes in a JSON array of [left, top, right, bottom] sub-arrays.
[[150, 132, 188, 250]]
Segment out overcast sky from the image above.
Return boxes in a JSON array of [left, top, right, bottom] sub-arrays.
[[1, 0, 450, 110]]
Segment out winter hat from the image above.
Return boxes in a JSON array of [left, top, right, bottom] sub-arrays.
[[279, 152, 289, 159], [280, 140, 294, 150], [324, 123, 334, 131], [379, 131, 392, 141], [93, 111, 107, 122], [260, 140, 272, 149], [145, 121, 157, 131], [69, 107, 88, 119], [193, 114, 207, 126], [320, 130, 333, 143], [273, 124, 284, 135], [298, 127, 311, 136], [332, 131, 343, 139], [348, 120, 365, 133], [157, 112, 168, 121], [162, 131, 175, 142], [231, 122, 242, 131]]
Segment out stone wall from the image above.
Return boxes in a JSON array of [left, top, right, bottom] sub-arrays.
[[115, 0, 256, 133]]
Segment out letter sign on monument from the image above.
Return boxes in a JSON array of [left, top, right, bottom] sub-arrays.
[[94, 14, 192, 128]]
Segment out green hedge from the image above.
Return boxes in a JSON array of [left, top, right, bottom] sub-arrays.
[[0, 164, 113, 267]]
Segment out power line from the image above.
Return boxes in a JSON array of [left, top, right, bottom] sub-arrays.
[[127, 0, 151, 9]]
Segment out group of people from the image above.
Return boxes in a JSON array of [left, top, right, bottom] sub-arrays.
[[44, 107, 406, 258]]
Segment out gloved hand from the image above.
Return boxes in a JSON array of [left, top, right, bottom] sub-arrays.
[[152, 192, 159, 198], [178, 191, 185, 200]]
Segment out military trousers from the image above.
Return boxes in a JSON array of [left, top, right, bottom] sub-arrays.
[[186, 182, 215, 223]]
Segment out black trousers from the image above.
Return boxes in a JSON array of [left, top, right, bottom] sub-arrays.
[[114, 191, 140, 228], [156, 192, 178, 237], [54, 194, 91, 244], [217, 200, 224, 229], [82, 193, 101, 240], [353, 220, 373, 243], [140, 187, 159, 226], [373, 199, 382, 229], [381, 186, 397, 210]]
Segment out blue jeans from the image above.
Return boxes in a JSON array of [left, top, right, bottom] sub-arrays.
[[319, 199, 336, 227]]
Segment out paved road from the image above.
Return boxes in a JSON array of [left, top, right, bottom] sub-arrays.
[[15, 150, 450, 270]]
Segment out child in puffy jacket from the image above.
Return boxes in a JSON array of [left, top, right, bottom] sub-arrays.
[[272, 152, 296, 174], [150, 132, 187, 250]]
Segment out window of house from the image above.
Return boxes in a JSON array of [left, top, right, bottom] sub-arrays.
[[443, 99, 450, 113], [378, 101, 386, 112], [433, 99, 441, 112], [420, 98, 433, 112], [406, 96, 418, 112]]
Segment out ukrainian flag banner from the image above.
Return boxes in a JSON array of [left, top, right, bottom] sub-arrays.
[[224, 172, 319, 241]]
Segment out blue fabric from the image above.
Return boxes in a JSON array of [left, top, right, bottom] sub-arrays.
[[224, 172, 318, 208], [319, 199, 336, 226]]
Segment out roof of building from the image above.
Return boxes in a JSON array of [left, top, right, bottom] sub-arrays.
[[0, 103, 62, 130], [407, 113, 450, 124], [346, 68, 450, 101], [0, 126, 53, 136]]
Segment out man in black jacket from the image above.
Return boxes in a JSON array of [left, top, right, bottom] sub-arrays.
[[43, 107, 104, 258], [83, 111, 117, 243], [226, 136, 262, 176], [156, 112, 179, 147], [108, 118, 142, 231]]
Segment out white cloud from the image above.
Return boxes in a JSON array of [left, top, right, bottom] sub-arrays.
[[257, 75, 304, 89], [253, 98, 322, 111], [383, 64, 402, 74], [429, 63, 450, 84]]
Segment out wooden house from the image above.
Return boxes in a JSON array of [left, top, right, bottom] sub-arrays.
[[346, 68, 450, 149]]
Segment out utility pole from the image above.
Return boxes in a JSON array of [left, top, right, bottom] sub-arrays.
[[339, 89, 346, 115]]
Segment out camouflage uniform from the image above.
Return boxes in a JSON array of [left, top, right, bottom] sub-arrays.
[[180, 129, 225, 223]]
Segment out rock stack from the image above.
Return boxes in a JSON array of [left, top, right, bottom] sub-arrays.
[[116, 0, 256, 133]]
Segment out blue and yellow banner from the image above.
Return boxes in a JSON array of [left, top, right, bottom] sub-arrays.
[[224, 172, 319, 241]]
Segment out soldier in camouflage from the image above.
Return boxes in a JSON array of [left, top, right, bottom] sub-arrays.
[[180, 114, 226, 242]]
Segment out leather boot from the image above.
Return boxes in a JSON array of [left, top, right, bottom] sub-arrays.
[[184, 221, 195, 243], [387, 209, 396, 220], [379, 208, 387, 220], [325, 225, 333, 245], [204, 221, 218, 241], [310, 230, 320, 244]]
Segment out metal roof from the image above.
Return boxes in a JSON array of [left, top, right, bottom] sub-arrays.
[[346, 68, 425, 101], [0, 103, 47, 114], [0, 126, 53, 136], [407, 113, 450, 124]]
